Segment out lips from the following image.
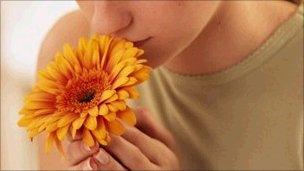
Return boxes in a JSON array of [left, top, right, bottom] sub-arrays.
[[133, 37, 151, 47]]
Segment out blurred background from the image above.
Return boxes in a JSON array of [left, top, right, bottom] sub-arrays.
[[1, 1, 78, 170]]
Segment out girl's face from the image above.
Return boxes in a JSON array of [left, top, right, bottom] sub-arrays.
[[77, 1, 220, 68]]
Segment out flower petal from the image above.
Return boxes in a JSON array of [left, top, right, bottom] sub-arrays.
[[104, 112, 116, 122], [130, 66, 152, 83], [107, 104, 118, 113], [91, 128, 107, 146], [88, 106, 99, 117], [123, 86, 139, 99], [117, 89, 129, 100], [45, 132, 55, 153], [25, 101, 55, 110], [84, 115, 97, 130], [98, 104, 109, 116], [121, 47, 138, 60], [100, 90, 116, 102], [117, 108, 137, 126], [57, 113, 77, 127], [104, 94, 118, 103], [72, 117, 86, 138], [111, 77, 129, 89], [111, 101, 126, 111], [83, 128, 95, 147], [56, 124, 70, 141], [118, 65, 135, 78], [107, 120, 125, 136]]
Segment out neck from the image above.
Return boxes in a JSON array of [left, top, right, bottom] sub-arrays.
[[163, 1, 297, 75]]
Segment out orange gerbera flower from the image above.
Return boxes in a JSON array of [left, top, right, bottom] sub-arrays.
[[17, 34, 151, 156]]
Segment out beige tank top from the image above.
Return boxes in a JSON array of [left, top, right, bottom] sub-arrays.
[[133, 4, 303, 170]]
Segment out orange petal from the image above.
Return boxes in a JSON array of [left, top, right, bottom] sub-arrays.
[[83, 128, 95, 147], [122, 77, 137, 87], [117, 108, 137, 126], [100, 90, 116, 102], [135, 49, 144, 58], [46, 61, 66, 77], [108, 120, 125, 136], [111, 101, 126, 111], [45, 132, 56, 153], [80, 111, 88, 118], [91, 128, 107, 146], [55, 53, 73, 78], [57, 113, 77, 127], [100, 36, 113, 70], [19, 107, 36, 115], [84, 115, 97, 130], [121, 47, 138, 60], [98, 104, 109, 116], [104, 94, 118, 103], [27, 128, 40, 139], [46, 123, 58, 133], [106, 49, 124, 72], [124, 86, 139, 99], [25, 101, 55, 110], [92, 49, 100, 68], [109, 59, 126, 81], [17, 117, 33, 127], [72, 117, 86, 138], [56, 124, 70, 141], [37, 79, 60, 95], [103, 112, 116, 122], [54, 136, 66, 159], [107, 104, 118, 113], [130, 66, 151, 83], [63, 44, 82, 74], [26, 92, 56, 102], [117, 89, 129, 100], [78, 37, 88, 53], [88, 106, 99, 117], [34, 108, 56, 116], [111, 77, 129, 89], [118, 65, 135, 78]]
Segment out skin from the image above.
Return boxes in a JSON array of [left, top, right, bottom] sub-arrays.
[[37, 1, 297, 170]]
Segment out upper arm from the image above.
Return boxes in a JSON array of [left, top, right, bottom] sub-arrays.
[[37, 10, 89, 71]]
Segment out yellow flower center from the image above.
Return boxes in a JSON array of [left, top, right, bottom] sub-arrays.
[[56, 69, 111, 113]]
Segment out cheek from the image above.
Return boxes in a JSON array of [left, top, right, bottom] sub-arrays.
[[141, 2, 218, 68]]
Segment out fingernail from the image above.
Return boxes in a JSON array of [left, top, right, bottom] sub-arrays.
[[90, 158, 98, 170], [82, 142, 99, 152], [94, 150, 110, 165], [83, 158, 93, 170]]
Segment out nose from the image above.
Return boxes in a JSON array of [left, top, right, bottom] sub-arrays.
[[90, 1, 133, 36]]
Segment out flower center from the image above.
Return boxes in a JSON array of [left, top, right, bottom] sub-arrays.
[[78, 90, 95, 103], [56, 69, 111, 113]]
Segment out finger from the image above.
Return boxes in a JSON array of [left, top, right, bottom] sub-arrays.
[[67, 140, 100, 166], [69, 157, 98, 170], [92, 147, 127, 170], [104, 134, 157, 170], [67, 130, 82, 142], [135, 107, 176, 151], [120, 119, 173, 166]]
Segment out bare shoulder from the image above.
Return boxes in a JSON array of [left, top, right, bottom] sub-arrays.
[[37, 9, 89, 70]]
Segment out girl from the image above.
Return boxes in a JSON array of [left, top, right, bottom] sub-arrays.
[[37, 1, 303, 170]]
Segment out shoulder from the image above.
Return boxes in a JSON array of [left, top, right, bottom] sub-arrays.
[[37, 10, 90, 70]]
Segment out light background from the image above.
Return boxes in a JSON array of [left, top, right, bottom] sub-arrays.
[[1, 1, 78, 169]]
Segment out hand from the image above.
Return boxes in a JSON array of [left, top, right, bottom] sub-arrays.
[[66, 107, 180, 170]]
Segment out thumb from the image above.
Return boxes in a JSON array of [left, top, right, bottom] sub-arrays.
[[134, 107, 176, 151]]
